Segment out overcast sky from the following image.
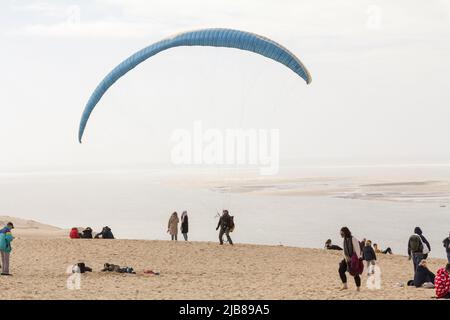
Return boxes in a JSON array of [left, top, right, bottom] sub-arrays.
[[1, 0, 450, 172]]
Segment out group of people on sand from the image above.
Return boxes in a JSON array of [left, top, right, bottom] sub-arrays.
[[167, 211, 189, 241], [407, 227, 450, 298], [69, 226, 115, 239], [167, 209, 235, 245], [331, 226, 450, 299], [326, 238, 392, 256]]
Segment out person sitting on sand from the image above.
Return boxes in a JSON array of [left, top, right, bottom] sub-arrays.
[[338, 227, 362, 291], [362, 240, 377, 275], [94, 226, 114, 239], [373, 243, 392, 255], [216, 210, 233, 245], [167, 212, 179, 241], [81, 227, 93, 239], [435, 263, 450, 299], [69, 227, 81, 239], [325, 239, 342, 251], [180, 211, 189, 241], [102, 263, 135, 274], [442, 231, 450, 263], [0, 222, 14, 276], [414, 259, 435, 288]]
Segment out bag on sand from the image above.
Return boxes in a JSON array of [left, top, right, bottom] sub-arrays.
[[70, 263, 92, 273], [409, 235, 423, 253], [229, 216, 235, 232], [349, 253, 364, 276]]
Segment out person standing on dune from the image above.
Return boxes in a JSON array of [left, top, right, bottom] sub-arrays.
[[180, 211, 189, 241], [338, 227, 362, 291], [414, 227, 431, 259], [216, 210, 234, 245], [168, 212, 179, 241], [408, 227, 431, 275], [0, 222, 14, 276]]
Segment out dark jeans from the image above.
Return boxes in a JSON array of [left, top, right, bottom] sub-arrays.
[[412, 253, 424, 274], [171, 234, 177, 241], [382, 247, 392, 254], [447, 252, 450, 263], [219, 228, 233, 245], [339, 259, 361, 287]]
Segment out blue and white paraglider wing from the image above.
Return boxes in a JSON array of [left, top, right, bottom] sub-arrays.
[[78, 28, 312, 143]]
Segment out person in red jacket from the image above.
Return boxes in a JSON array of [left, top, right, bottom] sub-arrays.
[[435, 263, 450, 299], [69, 227, 81, 239]]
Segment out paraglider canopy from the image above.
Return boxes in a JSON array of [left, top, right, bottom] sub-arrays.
[[78, 28, 312, 143]]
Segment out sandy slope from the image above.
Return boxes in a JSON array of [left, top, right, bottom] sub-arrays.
[[0, 216, 67, 239], [1, 237, 447, 300]]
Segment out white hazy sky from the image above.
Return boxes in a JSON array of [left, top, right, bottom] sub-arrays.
[[1, 0, 450, 171]]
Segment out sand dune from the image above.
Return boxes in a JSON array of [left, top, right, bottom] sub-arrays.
[[1, 239, 447, 299], [0, 216, 68, 239]]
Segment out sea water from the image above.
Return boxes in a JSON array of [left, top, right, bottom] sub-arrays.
[[0, 166, 449, 259]]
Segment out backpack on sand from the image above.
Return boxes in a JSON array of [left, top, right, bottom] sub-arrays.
[[229, 216, 235, 232], [409, 234, 423, 253]]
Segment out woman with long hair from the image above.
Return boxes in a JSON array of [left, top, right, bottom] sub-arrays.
[[167, 212, 179, 241], [338, 226, 362, 291]]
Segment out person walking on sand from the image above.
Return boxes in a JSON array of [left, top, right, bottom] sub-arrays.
[[414, 227, 431, 259], [408, 227, 430, 275], [180, 211, 189, 241], [216, 210, 233, 245], [0, 222, 14, 276], [442, 231, 450, 263], [168, 212, 179, 241], [338, 227, 362, 291], [362, 240, 377, 276]]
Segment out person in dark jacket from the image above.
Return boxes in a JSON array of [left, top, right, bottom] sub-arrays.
[[362, 240, 377, 275], [443, 231, 450, 263], [338, 227, 362, 291], [414, 227, 431, 259], [180, 211, 189, 241], [408, 227, 430, 275], [359, 238, 366, 252], [216, 210, 233, 245], [325, 239, 342, 251], [94, 226, 115, 239], [414, 259, 435, 288], [81, 227, 93, 239]]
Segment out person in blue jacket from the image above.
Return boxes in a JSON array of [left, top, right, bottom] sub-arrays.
[[0, 222, 14, 276]]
